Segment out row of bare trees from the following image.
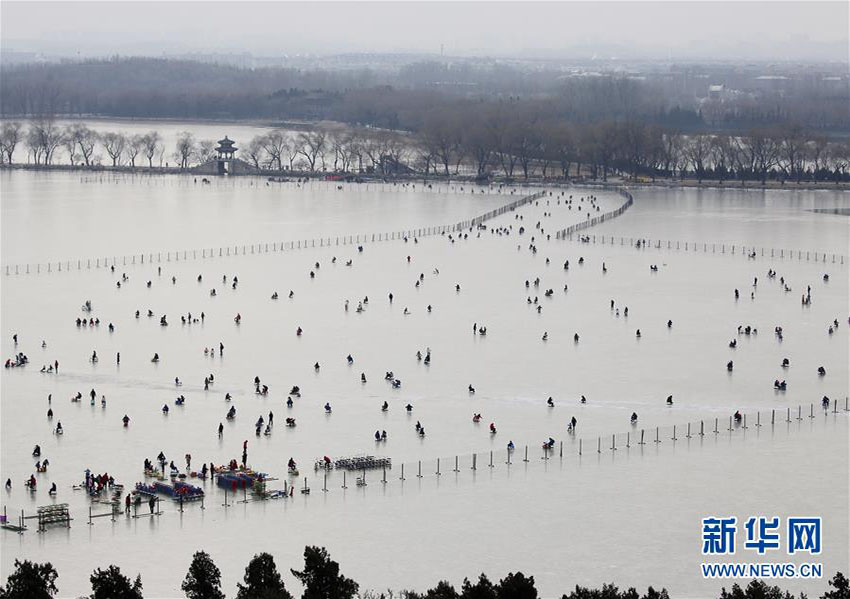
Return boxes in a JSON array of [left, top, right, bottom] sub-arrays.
[[241, 126, 411, 175], [2, 117, 848, 183], [238, 111, 850, 184], [0, 122, 232, 169], [0, 119, 416, 175], [409, 107, 850, 184], [0, 121, 168, 168]]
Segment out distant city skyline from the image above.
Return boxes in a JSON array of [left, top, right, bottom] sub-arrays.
[[1, 1, 847, 63]]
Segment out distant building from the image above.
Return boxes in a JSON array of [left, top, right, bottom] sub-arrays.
[[707, 84, 725, 100], [193, 136, 258, 176], [753, 75, 791, 93], [216, 136, 237, 161], [821, 76, 849, 92]]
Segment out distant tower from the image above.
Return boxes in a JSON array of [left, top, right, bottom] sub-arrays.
[[214, 136, 237, 174]]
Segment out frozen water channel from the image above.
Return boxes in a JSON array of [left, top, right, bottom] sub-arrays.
[[1, 172, 847, 597]]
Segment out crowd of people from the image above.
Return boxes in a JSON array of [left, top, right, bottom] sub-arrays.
[[3, 190, 843, 515]]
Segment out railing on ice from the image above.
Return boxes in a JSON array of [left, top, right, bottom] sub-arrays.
[[4, 398, 846, 535], [2, 191, 547, 277]]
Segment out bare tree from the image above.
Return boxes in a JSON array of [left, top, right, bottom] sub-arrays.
[[827, 141, 849, 183], [382, 132, 408, 175], [243, 135, 267, 169], [339, 133, 357, 173], [360, 131, 387, 174], [102, 132, 127, 166], [65, 124, 98, 166], [175, 131, 196, 168], [25, 125, 43, 164], [808, 136, 829, 176], [62, 131, 78, 165], [748, 128, 782, 184], [197, 139, 216, 163], [346, 130, 366, 173], [513, 119, 541, 180], [534, 121, 559, 178], [490, 114, 517, 178], [551, 122, 577, 179], [126, 134, 144, 167], [140, 131, 161, 168], [262, 130, 290, 171], [413, 138, 437, 177], [710, 135, 733, 182], [731, 135, 756, 185], [684, 134, 712, 183], [297, 129, 327, 171], [620, 121, 650, 181], [40, 119, 64, 164], [592, 122, 619, 181], [644, 125, 666, 181], [422, 112, 461, 177], [27, 119, 64, 165], [660, 131, 683, 178], [0, 121, 22, 164], [286, 135, 304, 171], [328, 128, 355, 173], [463, 111, 495, 178], [778, 123, 806, 183]]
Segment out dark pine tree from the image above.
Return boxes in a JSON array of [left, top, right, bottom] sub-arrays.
[[821, 572, 850, 599], [235, 552, 292, 599], [0, 560, 59, 599], [89, 565, 143, 599], [182, 551, 225, 599], [496, 572, 537, 599], [290, 546, 358, 599], [460, 574, 497, 599]]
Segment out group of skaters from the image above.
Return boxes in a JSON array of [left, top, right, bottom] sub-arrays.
[[4, 192, 843, 505]]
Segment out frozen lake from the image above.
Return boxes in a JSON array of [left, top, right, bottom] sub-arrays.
[[598, 185, 849, 252], [1, 172, 848, 597], [0, 170, 518, 265]]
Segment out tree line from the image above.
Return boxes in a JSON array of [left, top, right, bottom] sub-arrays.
[[408, 107, 849, 184], [2, 57, 848, 135], [2, 546, 848, 599], [0, 121, 166, 168], [2, 117, 848, 185]]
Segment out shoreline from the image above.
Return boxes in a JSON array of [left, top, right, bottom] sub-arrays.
[[2, 163, 848, 193], [623, 179, 850, 193], [0, 114, 328, 131]]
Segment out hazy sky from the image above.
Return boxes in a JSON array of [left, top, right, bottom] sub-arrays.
[[1, 1, 848, 62]]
